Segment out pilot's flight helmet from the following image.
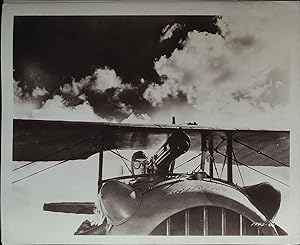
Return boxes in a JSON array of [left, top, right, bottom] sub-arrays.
[[131, 151, 148, 175]]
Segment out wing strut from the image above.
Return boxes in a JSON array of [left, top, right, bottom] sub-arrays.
[[97, 149, 104, 193], [209, 134, 214, 178], [226, 133, 233, 183], [200, 132, 207, 171], [169, 116, 176, 174]]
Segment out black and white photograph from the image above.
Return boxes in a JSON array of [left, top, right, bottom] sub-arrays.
[[1, 1, 300, 244]]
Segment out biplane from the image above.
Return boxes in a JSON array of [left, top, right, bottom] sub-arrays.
[[12, 117, 289, 236]]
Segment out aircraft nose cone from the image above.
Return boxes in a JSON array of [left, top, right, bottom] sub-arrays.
[[99, 180, 142, 225]]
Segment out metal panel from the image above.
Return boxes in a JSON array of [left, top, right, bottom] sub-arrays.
[[110, 179, 278, 235]]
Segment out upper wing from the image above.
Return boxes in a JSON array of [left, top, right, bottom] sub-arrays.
[[13, 119, 289, 166], [214, 130, 289, 167]]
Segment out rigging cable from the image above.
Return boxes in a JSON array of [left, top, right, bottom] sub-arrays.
[[232, 150, 245, 187], [107, 149, 133, 175], [191, 154, 209, 172], [207, 150, 220, 179], [174, 153, 202, 170], [233, 139, 288, 167], [214, 160, 220, 179], [176, 138, 225, 171], [220, 154, 227, 179], [12, 160, 69, 184], [116, 149, 133, 175], [12, 143, 97, 184], [191, 164, 201, 173], [215, 150, 289, 187], [13, 137, 93, 171], [211, 137, 226, 178], [213, 138, 227, 179]]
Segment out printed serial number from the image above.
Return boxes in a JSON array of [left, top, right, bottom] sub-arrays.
[[251, 222, 273, 227]]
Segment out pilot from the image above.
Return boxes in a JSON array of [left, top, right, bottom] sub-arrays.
[[131, 151, 149, 175]]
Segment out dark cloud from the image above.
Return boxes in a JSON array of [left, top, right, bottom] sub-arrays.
[[13, 15, 290, 129], [13, 16, 218, 121]]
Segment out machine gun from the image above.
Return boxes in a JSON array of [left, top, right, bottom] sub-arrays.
[[148, 130, 191, 176]]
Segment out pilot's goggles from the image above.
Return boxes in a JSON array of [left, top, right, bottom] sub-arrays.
[[132, 158, 148, 169]]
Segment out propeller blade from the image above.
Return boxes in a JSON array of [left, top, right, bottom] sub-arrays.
[[43, 202, 95, 214]]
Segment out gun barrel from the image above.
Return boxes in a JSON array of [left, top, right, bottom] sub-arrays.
[[151, 130, 190, 175]]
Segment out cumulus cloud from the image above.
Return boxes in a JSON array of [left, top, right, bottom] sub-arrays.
[[31, 95, 104, 122], [32, 87, 48, 98], [122, 113, 151, 124], [60, 67, 131, 96], [144, 16, 292, 129], [14, 80, 26, 98], [160, 23, 183, 42], [14, 16, 294, 129], [58, 67, 135, 121], [93, 67, 124, 91], [14, 79, 104, 121], [14, 66, 135, 122], [14, 80, 40, 118], [143, 78, 180, 106], [116, 102, 133, 115], [60, 76, 91, 96]]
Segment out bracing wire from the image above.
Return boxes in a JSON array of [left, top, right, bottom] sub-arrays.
[[107, 149, 131, 162], [108, 149, 133, 174], [174, 153, 202, 170], [215, 150, 289, 187], [115, 149, 133, 175], [13, 138, 93, 171], [12, 160, 69, 184], [233, 139, 288, 167], [208, 151, 220, 178], [220, 154, 227, 179], [211, 138, 226, 178], [207, 150, 220, 179], [175, 137, 226, 171], [232, 150, 245, 187], [191, 154, 210, 172], [214, 138, 226, 151], [12, 143, 97, 184], [192, 163, 201, 173], [213, 162, 220, 179]]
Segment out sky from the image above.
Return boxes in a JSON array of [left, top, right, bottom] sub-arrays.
[[13, 15, 292, 129], [9, 15, 293, 242]]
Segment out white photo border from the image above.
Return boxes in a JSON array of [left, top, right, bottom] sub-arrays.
[[2, 1, 300, 244]]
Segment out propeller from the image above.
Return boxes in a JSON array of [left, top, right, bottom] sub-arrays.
[[43, 202, 95, 214]]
